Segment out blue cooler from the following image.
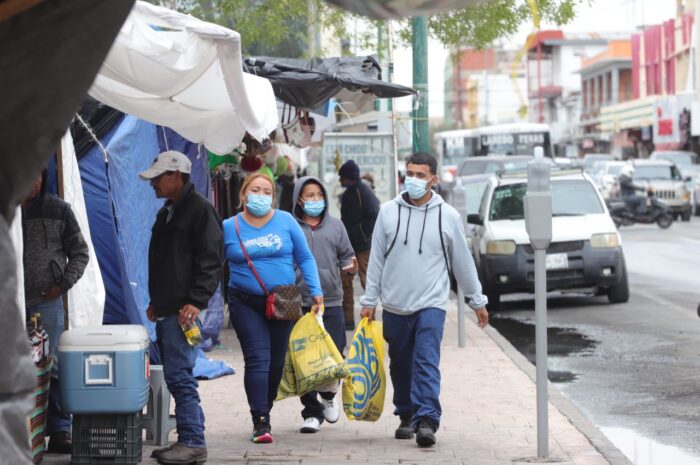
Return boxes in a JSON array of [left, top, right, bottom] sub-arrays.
[[59, 325, 150, 414]]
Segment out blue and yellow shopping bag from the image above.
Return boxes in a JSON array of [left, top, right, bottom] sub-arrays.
[[342, 318, 386, 421], [277, 312, 348, 400]]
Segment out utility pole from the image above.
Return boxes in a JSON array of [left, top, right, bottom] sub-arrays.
[[412, 16, 429, 153]]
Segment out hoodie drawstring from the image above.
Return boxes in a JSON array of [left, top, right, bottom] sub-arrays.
[[403, 208, 412, 245], [384, 204, 401, 258], [418, 204, 429, 254]]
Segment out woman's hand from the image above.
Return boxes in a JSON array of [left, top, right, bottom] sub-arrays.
[[311, 295, 324, 314]]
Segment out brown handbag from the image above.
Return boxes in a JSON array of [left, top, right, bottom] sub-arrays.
[[234, 216, 303, 320]]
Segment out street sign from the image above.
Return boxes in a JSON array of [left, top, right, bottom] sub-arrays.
[[321, 132, 396, 218]]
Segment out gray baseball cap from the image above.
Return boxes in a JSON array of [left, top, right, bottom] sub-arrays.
[[139, 151, 192, 180]]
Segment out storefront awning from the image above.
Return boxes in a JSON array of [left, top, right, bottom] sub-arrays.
[[600, 96, 659, 132]]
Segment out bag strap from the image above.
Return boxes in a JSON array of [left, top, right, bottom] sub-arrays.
[[234, 216, 269, 296]]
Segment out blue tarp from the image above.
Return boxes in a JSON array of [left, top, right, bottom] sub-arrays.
[[79, 116, 228, 370]]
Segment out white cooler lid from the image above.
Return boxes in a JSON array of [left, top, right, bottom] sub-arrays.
[[59, 325, 150, 352]]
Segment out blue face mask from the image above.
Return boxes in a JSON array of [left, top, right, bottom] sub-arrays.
[[246, 194, 273, 216], [404, 176, 429, 200], [302, 200, 326, 217]]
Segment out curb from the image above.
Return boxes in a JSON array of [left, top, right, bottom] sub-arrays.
[[465, 312, 633, 465]]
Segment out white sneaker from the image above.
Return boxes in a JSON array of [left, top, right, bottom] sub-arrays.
[[322, 396, 340, 423], [300, 417, 321, 433]]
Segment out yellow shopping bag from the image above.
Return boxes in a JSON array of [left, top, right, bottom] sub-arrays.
[[277, 312, 348, 400], [342, 318, 386, 421]]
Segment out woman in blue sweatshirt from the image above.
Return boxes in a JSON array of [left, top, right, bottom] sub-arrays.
[[224, 172, 323, 443]]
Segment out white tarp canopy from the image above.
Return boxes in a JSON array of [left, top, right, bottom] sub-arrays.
[[89, 1, 279, 155]]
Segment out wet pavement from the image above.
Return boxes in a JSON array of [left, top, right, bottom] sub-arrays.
[[487, 221, 700, 464]]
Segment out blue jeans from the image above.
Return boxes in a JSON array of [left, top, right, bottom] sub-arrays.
[[300, 305, 346, 421], [27, 298, 72, 434], [156, 315, 206, 448], [383, 308, 446, 431], [229, 290, 295, 423]]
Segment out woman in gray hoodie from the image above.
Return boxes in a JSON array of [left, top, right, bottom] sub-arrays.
[[293, 176, 357, 434]]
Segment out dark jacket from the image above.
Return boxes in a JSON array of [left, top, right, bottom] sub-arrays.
[[340, 180, 380, 252], [619, 175, 646, 198], [293, 176, 355, 307], [148, 182, 223, 317], [23, 190, 89, 308]]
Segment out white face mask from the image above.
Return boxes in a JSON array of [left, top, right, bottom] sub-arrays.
[[404, 176, 429, 199]]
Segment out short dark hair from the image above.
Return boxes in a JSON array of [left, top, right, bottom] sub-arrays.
[[406, 152, 437, 175]]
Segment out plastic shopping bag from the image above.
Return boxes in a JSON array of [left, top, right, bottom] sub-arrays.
[[277, 312, 348, 400], [342, 318, 386, 421]]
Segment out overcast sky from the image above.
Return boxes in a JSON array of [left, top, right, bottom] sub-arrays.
[[381, 0, 679, 119]]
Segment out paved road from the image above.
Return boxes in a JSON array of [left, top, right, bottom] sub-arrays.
[[490, 221, 700, 464]]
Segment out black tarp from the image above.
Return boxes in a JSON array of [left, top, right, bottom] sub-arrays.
[[71, 97, 125, 160], [243, 55, 415, 111]]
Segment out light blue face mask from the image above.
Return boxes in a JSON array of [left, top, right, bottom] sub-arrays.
[[404, 176, 429, 200], [246, 194, 273, 216], [302, 200, 326, 217]]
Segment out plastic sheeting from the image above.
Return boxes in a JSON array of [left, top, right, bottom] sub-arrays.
[[61, 131, 107, 328], [242, 55, 415, 110], [80, 116, 161, 341], [324, 0, 478, 19], [10, 206, 24, 320], [89, 1, 279, 154]]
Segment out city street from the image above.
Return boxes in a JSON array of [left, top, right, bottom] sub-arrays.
[[490, 221, 700, 464]]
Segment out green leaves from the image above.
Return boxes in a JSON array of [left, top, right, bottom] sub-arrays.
[[157, 0, 588, 55]]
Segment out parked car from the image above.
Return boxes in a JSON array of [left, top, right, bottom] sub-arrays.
[[582, 153, 614, 178], [444, 156, 552, 203], [554, 157, 576, 168], [448, 173, 493, 244], [650, 150, 700, 215], [628, 159, 692, 221], [593, 160, 627, 199], [466, 170, 628, 310]]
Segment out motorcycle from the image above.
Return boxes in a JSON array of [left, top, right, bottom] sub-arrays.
[[606, 191, 674, 229]]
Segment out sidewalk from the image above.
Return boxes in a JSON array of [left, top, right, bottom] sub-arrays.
[[44, 300, 628, 465]]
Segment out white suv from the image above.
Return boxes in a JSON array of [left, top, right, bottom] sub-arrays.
[[466, 170, 629, 310]]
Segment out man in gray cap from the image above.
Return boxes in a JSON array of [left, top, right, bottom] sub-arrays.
[[140, 151, 223, 464]]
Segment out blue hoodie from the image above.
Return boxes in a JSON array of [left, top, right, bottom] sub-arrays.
[[360, 191, 487, 315]]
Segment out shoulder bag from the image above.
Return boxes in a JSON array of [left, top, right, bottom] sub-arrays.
[[234, 216, 303, 320]]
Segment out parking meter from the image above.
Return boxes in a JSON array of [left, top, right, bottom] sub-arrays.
[[524, 146, 552, 458], [525, 147, 552, 249]]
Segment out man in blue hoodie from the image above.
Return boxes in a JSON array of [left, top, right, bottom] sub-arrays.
[[360, 152, 489, 448]]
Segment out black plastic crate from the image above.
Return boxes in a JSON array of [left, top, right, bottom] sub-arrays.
[[71, 412, 142, 465]]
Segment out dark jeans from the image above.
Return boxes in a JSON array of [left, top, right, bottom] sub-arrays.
[[229, 290, 295, 423], [156, 315, 206, 448], [383, 308, 446, 431], [625, 195, 646, 215], [27, 298, 71, 434], [300, 305, 346, 422]]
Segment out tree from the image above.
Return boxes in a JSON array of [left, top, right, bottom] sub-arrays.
[[169, 0, 589, 55]]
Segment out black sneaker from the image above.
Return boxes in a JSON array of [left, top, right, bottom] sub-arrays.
[[394, 414, 414, 439], [47, 431, 72, 454], [252, 417, 273, 444], [416, 418, 437, 447]]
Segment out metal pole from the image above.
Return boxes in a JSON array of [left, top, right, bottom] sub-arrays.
[[388, 20, 399, 197], [537, 41, 543, 123], [457, 286, 466, 348], [412, 16, 429, 153], [534, 248, 549, 457]]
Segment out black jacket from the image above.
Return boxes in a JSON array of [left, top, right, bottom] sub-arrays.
[[148, 182, 223, 317], [340, 180, 380, 252], [619, 175, 646, 198]]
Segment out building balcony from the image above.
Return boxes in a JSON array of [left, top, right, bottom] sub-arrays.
[[528, 85, 563, 99]]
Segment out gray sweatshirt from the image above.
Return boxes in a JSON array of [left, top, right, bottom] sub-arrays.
[[293, 176, 355, 307], [360, 191, 487, 315]]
